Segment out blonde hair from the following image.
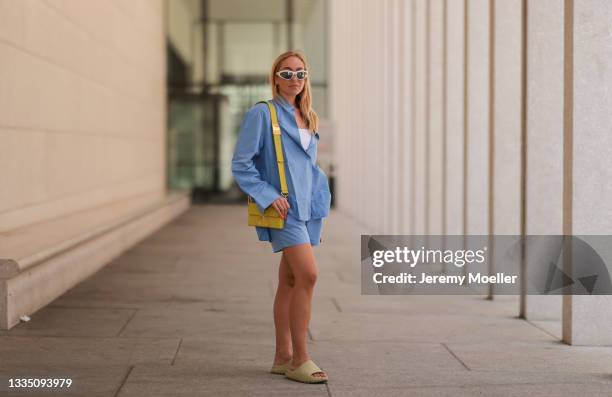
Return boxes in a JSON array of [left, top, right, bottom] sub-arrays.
[[268, 50, 319, 132]]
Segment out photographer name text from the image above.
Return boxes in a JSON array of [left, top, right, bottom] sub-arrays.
[[373, 272, 518, 284]]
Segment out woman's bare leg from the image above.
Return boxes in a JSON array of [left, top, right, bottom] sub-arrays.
[[273, 251, 294, 364], [282, 243, 326, 378]]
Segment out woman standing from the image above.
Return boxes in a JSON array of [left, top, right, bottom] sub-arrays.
[[231, 50, 332, 384]]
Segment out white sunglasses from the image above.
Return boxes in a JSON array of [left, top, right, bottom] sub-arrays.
[[275, 69, 308, 80]]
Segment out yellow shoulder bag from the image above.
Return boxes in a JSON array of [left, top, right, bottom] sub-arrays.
[[247, 100, 288, 229]]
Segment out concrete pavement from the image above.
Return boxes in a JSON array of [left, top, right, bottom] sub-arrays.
[[1, 204, 612, 396]]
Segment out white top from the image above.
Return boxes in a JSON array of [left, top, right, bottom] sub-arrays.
[[298, 128, 312, 150]]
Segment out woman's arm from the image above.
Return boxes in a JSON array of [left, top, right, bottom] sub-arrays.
[[231, 104, 281, 213]]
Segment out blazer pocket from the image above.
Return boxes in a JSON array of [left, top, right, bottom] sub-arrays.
[[311, 188, 331, 219]]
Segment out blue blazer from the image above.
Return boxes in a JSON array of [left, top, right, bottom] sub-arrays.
[[231, 95, 332, 242]]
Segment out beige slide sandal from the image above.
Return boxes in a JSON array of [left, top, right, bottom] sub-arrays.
[[285, 360, 328, 383]]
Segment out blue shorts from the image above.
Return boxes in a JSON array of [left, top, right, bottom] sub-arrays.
[[269, 213, 323, 253]]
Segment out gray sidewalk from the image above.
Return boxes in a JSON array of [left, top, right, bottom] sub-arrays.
[[1, 205, 612, 396]]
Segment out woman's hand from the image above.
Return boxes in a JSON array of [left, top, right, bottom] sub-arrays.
[[271, 196, 290, 219]]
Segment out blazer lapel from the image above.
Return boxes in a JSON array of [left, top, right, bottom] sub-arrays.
[[283, 124, 304, 152], [272, 97, 316, 158], [284, 126, 318, 159]]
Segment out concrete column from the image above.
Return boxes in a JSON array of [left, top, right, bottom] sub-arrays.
[[462, 0, 490, 290], [523, 0, 564, 325], [445, 0, 465, 236], [367, 1, 380, 232], [400, 0, 414, 234], [389, 0, 403, 234], [354, 1, 363, 224], [427, 0, 444, 235], [372, 0, 383, 233], [491, 0, 522, 297], [465, 0, 490, 237], [562, 0, 612, 346], [384, 0, 401, 234], [413, 0, 427, 234]]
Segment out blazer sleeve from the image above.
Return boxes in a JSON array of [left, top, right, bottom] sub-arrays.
[[231, 104, 281, 213]]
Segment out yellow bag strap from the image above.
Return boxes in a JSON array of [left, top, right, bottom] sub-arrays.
[[256, 100, 289, 198]]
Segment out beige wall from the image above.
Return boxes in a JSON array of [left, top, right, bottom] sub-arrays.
[[167, 0, 200, 67], [0, 0, 166, 232]]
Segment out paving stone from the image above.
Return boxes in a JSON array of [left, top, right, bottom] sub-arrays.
[[330, 382, 612, 397], [445, 340, 612, 373], [530, 319, 563, 339], [116, 364, 328, 397], [0, 307, 136, 337], [0, 336, 180, 367], [309, 311, 557, 343], [118, 306, 277, 339]]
